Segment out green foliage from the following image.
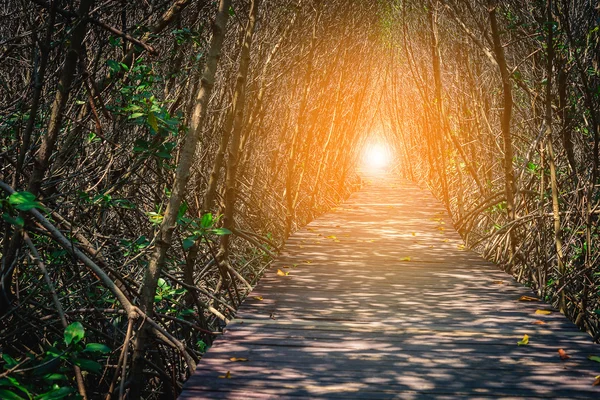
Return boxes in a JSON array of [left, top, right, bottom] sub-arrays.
[[0, 323, 111, 399]]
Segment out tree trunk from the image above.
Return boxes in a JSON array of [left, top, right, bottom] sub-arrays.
[[129, 1, 231, 397]]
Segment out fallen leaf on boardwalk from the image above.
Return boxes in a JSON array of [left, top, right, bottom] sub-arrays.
[[229, 357, 249, 362], [367, 240, 376, 243], [443, 239, 449, 243], [558, 349, 570, 360], [535, 309, 552, 315], [326, 235, 337, 239], [293, 263, 298, 267], [276, 269, 289, 276], [307, 228, 316, 232], [457, 244, 465, 250], [218, 371, 231, 379], [588, 355, 600, 363], [411, 232, 416, 236], [304, 260, 312, 264], [532, 320, 546, 325], [252, 296, 263, 301], [270, 313, 276, 320], [517, 334, 530, 346], [518, 295, 539, 302], [400, 257, 412, 262], [299, 245, 305, 249], [492, 280, 504, 284], [594, 376, 600, 386], [283, 265, 291, 268]]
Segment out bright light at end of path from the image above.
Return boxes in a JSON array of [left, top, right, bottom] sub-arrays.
[[362, 142, 392, 169]]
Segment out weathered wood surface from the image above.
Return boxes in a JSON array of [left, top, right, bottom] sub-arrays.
[[181, 173, 600, 399]]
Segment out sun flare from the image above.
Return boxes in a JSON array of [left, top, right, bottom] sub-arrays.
[[362, 142, 392, 169]]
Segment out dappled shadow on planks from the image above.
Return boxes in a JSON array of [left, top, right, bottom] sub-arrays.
[[181, 172, 600, 399]]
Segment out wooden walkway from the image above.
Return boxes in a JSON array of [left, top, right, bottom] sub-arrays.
[[181, 172, 600, 399]]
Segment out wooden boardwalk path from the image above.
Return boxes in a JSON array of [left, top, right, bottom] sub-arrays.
[[181, 173, 600, 399]]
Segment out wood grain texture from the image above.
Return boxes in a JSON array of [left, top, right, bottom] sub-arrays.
[[181, 173, 600, 399]]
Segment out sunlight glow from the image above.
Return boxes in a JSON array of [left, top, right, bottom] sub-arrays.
[[362, 142, 392, 169]]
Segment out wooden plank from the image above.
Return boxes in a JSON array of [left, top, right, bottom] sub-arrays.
[[179, 173, 600, 399]]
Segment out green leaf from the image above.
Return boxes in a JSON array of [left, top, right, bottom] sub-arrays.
[[8, 192, 42, 211], [42, 374, 68, 382], [588, 355, 600, 363], [129, 112, 145, 119], [183, 236, 197, 251], [35, 385, 76, 400], [201, 213, 213, 229], [211, 228, 232, 236], [73, 358, 102, 374], [157, 278, 169, 290], [83, 343, 111, 354], [2, 213, 24, 227], [0, 389, 25, 400], [64, 322, 85, 346], [2, 354, 18, 368], [147, 112, 159, 132]]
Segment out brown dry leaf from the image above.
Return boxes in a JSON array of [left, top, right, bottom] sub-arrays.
[[229, 357, 249, 362], [594, 376, 600, 386], [283, 265, 291, 268], [276, 269, 289, 276], [492, 280, 504, 284], [218, 371, 231, 379], [558, 349, 570, 360], [253, 296, 263, 301], [532, 320, 546, 325], [535, 309, 552, 315], [518, 295, 539, 302]]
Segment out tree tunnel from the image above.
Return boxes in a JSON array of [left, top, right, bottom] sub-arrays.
[[1, 0, 599, 398]]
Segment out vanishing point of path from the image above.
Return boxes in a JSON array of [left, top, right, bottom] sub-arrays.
[[181, 173, 600, 399]]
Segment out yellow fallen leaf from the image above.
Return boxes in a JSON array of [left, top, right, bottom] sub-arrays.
[[411, 232, 416, 236], [304, 260, 312, 264], [535, 309, 552, 315], [299, 245, 305, 249], [276, 269, 289, 276], [218, 371, 231, 378], [326, 235, 337, 239], [253, 296, 263, 301], [229, 357, 249, 362], [400, 256, 412, 262], [457, 244, 465, 250], [517, 334, 529, 346], [518, 295, 539, 302], [443, 239, 449, 243]]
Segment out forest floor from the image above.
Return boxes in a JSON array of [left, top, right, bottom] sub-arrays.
[[180, 171, 600, 399]]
